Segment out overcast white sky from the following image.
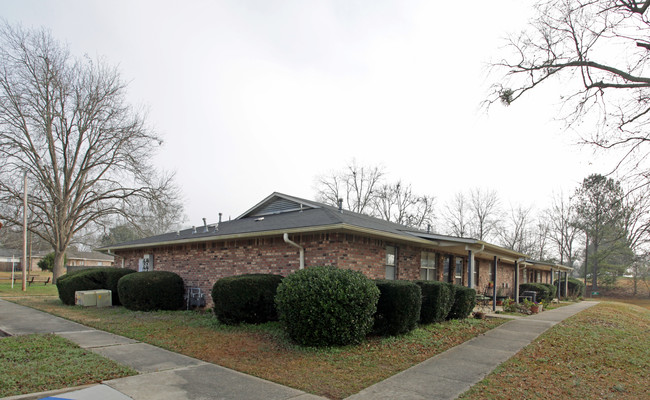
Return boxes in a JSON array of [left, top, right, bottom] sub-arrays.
[[2, 0, 613, 228]]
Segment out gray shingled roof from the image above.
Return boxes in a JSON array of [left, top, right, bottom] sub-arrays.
[[98, 192, 523, 260]]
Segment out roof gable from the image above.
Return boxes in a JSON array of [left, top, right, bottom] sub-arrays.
[[237, 192, 322, 219]]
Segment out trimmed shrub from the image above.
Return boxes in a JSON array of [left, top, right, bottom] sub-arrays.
[[416, 281, 455, 324], [447, 286, 476, 320], [554, 277, 585, 298], [541, 283, 557, 299], [212, 273, 284, 324], [275, 266, 380, 347], [117, 271, 184, 311], [519, 283, 552, 302], [56, 267, 136, 305], [373, 280, 422, 336]]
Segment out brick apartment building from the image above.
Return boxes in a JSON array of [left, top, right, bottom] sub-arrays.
[[100, 192, 570, 306]]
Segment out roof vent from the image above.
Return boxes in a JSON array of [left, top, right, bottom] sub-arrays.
[[427, 224, 431, 234], [218, 213, 222, 223], [192, 226, 196, 234], [203, 218, 208, 233], [255, 217, 265, 222], [337, 198, 343, 212], [300, 203, 303, 212], [176, 230, 180, 236]]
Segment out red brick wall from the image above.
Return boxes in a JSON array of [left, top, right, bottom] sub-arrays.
[[114, 232, 425, 306], [475, 258, 516, 297], [114, 231, 520, 306]]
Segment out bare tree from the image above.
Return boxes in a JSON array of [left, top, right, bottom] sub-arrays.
[[621, 184, 650, 294], [373, 181, 436, 230], [499, 204, 535, 254], [488, 0, 650, 179], [546, 191, 581, 268], [443, 191, 472, 237], [0, 23, 183, 282], [315, 161, 436, 229], [315, 160, 384, 214], [469, 188, 502, 241], [531, 218, 551, 261]]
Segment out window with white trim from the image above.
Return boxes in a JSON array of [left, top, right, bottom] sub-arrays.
[[420, 252, 437, 281], [386, 246, 396, 280]]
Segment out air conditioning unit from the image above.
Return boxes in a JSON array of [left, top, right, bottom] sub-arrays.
[[95, 290, 112, 307], [75, 290, 97, 307]]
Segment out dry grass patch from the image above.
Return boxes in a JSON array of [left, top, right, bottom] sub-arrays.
[[459, 302, 650, 400], [12, 296, 504, 399]]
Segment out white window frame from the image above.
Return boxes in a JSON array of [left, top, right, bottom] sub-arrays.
[[386, 246, 397, 280], [420, 251, 437, 281]]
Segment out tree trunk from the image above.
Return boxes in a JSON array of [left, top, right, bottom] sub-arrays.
[[52, 250, 66, 284], [592, 243, 599, 292]]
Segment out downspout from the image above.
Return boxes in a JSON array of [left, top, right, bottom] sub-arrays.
[[283, 233, 304, 270]]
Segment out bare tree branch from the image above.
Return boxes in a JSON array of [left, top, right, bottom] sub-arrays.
[[0, 23, 184, 282]]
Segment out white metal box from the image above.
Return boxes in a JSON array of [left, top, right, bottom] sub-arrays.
[[75, 290, 97, 307], [95, 290, 112, 307]]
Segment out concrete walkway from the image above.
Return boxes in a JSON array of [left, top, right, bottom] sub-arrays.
[[0, 299, 323, 400], [0, 299, 597, 400], [346, 301, 598, 400]]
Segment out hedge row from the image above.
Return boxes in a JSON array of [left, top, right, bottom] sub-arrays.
[[540, 283, 557, 300], [212, 274, 283, 324], [57, 268, 184, 311], [373, 280, 421, 336], [519, 283, 553, 302], [117, 271, 185, 311], [416, 281, 455, 324], [554, 277, 585, 298], [56, 267, 136, 305], [447, 286, 476, 319]]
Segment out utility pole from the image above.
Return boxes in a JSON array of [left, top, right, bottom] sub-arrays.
[[22, 171, 27, 291]]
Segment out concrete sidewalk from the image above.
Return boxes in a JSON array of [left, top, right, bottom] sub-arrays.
[[346, 301, 598, 400], [0, 299, 323, 400], [0, 299, 597, 400]]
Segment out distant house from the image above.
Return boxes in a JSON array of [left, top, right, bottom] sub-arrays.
[[28, 250, 114, 272], [0, 248, 21, 273], [99, 192, 571, 306]]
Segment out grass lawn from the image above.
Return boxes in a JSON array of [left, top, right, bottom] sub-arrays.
[[459, 302, 650, 400], [587, 296, 650, 310], [0, 333, 136, 398], [0, 281, 58, 297], [10, 296, 505, 399]]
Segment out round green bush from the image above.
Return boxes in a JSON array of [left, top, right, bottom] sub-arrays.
[[541, 283, 557, 299], [373, 280, 422, 336], [416, 281, 455, 324], [275, 266, 380, 347], [117, 271, 185, 311], [212, 273, 284, 324], [554, 277, 585, 298], [447, 285, 476, 319], [519, 283, 552, 302], [56, 267, 136, 305]]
